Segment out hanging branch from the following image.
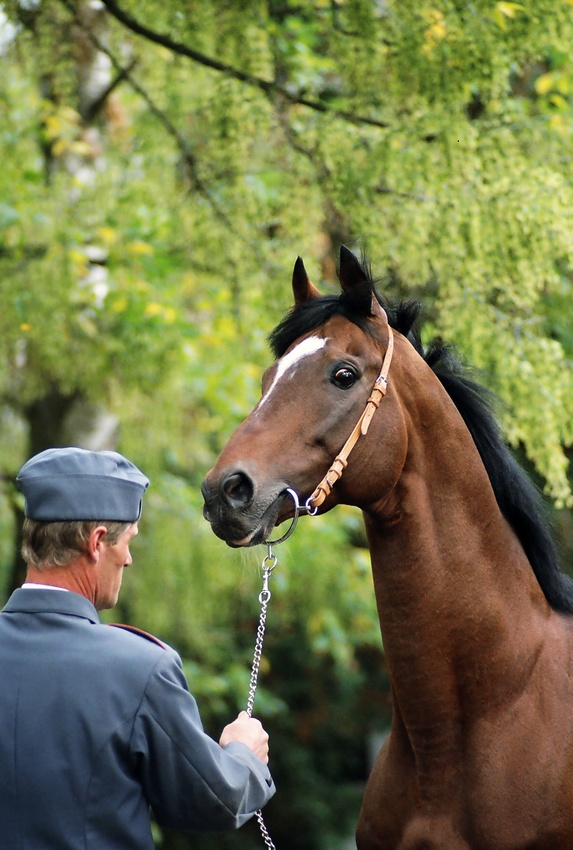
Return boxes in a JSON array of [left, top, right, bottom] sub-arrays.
[[95, 0, 389, 130], [60, 0, 238, 235]]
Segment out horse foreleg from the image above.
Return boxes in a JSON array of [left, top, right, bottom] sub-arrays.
[[356, 737, 412, 850], [356, 738, 470, 850]]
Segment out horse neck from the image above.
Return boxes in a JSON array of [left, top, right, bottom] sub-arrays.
[[363, 367, 551, 734]]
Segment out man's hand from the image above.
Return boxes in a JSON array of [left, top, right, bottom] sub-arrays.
[[219, 711, 270, 764]]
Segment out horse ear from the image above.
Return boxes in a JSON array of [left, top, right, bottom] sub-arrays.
[[292, 256, 321, 304], [338, 245, 373, 313], [370, 294, 386, 321]]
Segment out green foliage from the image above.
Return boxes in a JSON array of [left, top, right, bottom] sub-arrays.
[[2, 0, 573, 846]]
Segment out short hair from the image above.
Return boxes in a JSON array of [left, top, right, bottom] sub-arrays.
[[21, 519, 133, 569]]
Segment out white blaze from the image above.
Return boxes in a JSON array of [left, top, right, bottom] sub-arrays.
[[258, 336, 327, 410]]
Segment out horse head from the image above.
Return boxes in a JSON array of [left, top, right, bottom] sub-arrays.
[[201, 246, 409, 547]]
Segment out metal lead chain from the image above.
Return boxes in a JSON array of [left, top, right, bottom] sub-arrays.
[[247, 543, 278, 850], [255, 810, 277, 849], [247, 544, 276, 717]]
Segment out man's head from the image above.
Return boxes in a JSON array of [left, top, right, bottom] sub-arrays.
[[21, 519, 133, 569], [16, 448, 149, 608]]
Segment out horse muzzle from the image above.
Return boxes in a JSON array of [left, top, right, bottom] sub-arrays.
[[201, 469, 294, 547]]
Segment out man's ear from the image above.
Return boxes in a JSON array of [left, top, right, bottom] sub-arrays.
[[88, 526, 108, 562]]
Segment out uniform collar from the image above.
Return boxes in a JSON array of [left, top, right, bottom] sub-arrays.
[[2, 587, 100, 624]]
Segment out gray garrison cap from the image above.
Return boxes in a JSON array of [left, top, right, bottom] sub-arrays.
[[16, 447, 150, 522]]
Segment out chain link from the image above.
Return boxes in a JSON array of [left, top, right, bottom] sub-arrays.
[[255, 810, 277, 849], [246, 545, 278, 850], [246, 589, 269, 717]]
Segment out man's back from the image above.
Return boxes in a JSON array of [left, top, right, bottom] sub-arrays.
[[0, 587, 274, 849]]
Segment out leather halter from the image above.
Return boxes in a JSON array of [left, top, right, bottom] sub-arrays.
[[306, 328, 395, 510]]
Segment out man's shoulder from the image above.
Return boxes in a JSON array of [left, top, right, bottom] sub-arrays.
[[103, 623, 186, 689], [107, 622, 168, 650]]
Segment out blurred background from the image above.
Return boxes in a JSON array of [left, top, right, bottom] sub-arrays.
[[2, 1, 573, 847]]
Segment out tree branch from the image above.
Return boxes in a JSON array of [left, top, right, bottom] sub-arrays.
[[60, 0, 237, 234], [96, 0, 389, 130], [375, 184, 448, 204], [82, 57, 138, 123]]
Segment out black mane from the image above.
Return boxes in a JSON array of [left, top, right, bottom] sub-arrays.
[[269, 290, 573, 614]]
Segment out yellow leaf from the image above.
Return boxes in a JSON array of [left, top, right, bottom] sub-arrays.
[[69, 248, 86, 264], [52, 139, 69, 157], [535, 73, 555, 95], [423, 9, 447, 53], [549, 93, 568, 110], [60, 106, 80, 124], [128, 241, 154, 256], [70, 140, 94, 157], [493, 1, 525, 27], [549, 114, 567, 132], [497, 1, 525, 17], [144, 301, 177, 322], [97, 227, 117, 246], [145, 302, 163, 318], [44, 114, 62, 139]]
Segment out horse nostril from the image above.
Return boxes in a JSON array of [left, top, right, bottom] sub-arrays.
[[221, 471, 254, 509]]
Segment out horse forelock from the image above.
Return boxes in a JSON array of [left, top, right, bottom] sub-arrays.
[[269, 290, 421, 359], [269, 295, 370, 358]]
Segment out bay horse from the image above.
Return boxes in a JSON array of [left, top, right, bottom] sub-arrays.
[[201, 245, 573, 850]]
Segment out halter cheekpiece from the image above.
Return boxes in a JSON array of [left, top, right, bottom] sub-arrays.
[[306, 326, 395, 510]]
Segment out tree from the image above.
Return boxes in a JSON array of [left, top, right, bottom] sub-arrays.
[[2, 2, 573, 847]]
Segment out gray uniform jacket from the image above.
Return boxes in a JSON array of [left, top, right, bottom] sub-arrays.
[[0, 588, 275, 849]]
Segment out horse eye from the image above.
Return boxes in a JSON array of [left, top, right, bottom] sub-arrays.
[[332, 366, 358, 389]]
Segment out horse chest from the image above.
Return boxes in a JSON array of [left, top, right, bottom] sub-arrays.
[[357, 703, 573, 850]]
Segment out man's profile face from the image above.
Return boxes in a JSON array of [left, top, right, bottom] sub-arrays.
[[94, 523, 139, 610]]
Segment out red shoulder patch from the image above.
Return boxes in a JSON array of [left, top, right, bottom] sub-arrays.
[[108, 623, 167, 649]]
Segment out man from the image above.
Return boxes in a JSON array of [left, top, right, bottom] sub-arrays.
[[0, 447, 275, 849]]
